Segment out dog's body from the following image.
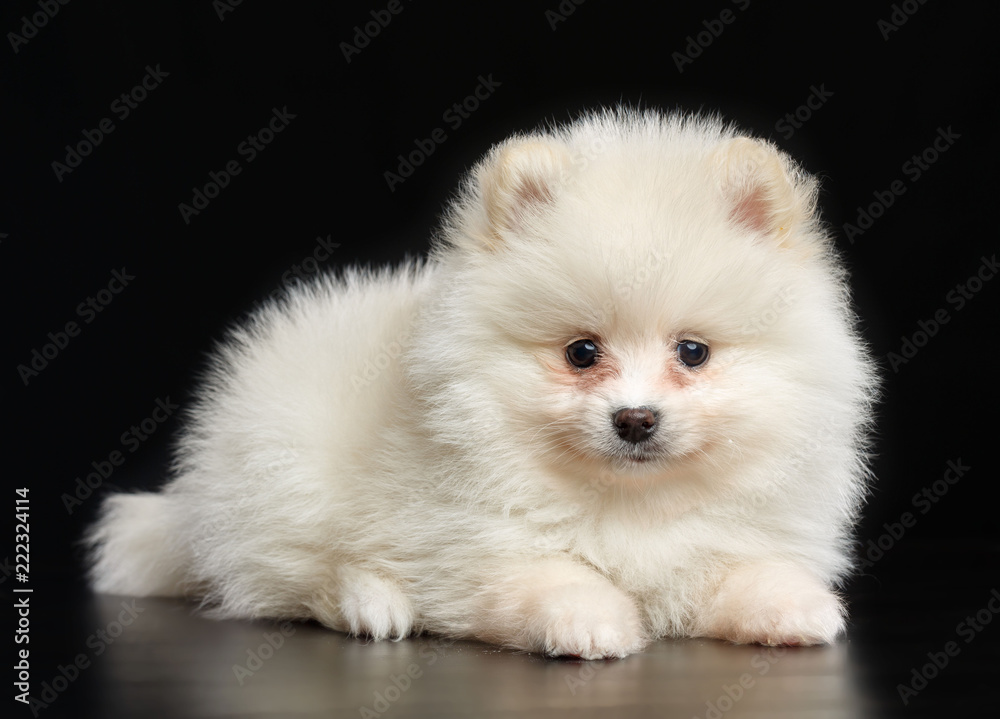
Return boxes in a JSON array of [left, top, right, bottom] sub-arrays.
[[89, 110, 876, 658]]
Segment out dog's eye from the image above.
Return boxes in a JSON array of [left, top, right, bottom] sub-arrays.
[[677, 340, 709, 368], [566, 339, 599, 368]]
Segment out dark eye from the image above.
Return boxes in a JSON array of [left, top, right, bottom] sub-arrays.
[[566, 339, 599, 368], [677, 340, 709, 368]]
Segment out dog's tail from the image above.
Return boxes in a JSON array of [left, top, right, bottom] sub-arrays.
[[86, 493, 189, 597]]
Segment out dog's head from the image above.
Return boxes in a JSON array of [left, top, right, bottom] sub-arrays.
[[426, 111, 870, 498]]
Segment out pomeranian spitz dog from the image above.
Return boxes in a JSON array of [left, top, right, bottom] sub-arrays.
[[88, 109, 876, 659]]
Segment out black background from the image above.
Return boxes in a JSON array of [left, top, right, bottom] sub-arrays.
[[2, 0, 998, 712]]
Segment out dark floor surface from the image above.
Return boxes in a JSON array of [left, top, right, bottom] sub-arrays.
[[18, 542, 1000, 719]]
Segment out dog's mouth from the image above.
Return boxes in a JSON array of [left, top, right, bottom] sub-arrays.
[[619, 447, 655, 463], [606, 439, 671, 470]]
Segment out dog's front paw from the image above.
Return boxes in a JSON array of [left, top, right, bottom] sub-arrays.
[[537, 582, 646, 659], [312, 567, 414, 641], [474, 560, 646, 658], [695, 562, 845, 646]]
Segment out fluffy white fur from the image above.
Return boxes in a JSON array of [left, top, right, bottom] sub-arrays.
[[88, 109, 876, 659]]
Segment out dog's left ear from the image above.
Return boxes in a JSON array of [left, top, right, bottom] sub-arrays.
[[471, 138, 574, 251], [712, 137, 818, 246]]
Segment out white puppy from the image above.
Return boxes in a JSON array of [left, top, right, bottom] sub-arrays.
[[88, 109, 876, 659]]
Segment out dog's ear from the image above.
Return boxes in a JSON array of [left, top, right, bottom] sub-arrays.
[[712, 137, 818, 246], [472, 138, 573, 251]]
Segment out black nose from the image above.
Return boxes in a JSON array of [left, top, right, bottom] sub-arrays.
[[612, 408, 657, 444]]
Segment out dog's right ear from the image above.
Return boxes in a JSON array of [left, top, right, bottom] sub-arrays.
[[470, 138, 574, 251], [711, 136, 819, 250]]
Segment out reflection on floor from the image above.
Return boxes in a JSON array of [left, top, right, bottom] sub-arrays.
[[33, 542, 1000, 718]]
